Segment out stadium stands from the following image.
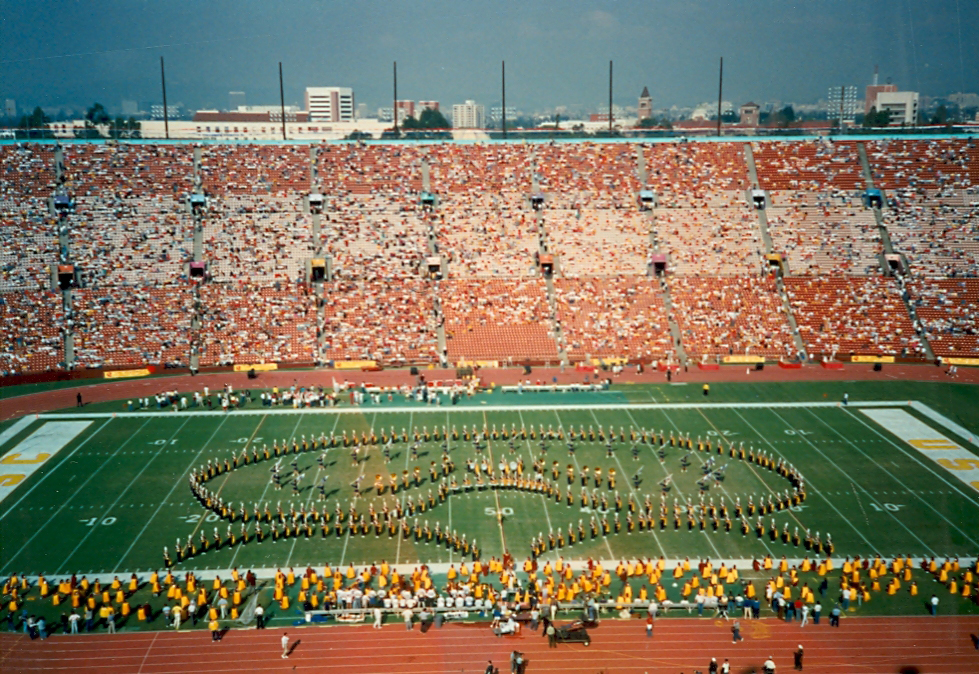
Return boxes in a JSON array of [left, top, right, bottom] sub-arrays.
[[441, 279, 558, 362], [785, 276, 920, 357], [553, 277, 672, 361], [2, 138, 977, 375], [671, 275, 796, 359], [909, 277, 979, 358]]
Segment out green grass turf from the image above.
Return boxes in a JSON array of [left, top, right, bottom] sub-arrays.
[[1, 380, 977, 582]]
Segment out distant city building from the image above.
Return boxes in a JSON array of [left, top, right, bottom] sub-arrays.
[[864, 65, 897, 115], [193, 109, 308, 123], [876, 91, 919, 125], [121, 100, 139, 116], [5, 99, 16, 118], [739, 102, 760, 127], [395, 100, 415, 122], [356, 103, 369, 120], [452, 100, 485, 129], [638, 87, 653, 120], [489, 106, 517, 123], [228, 91, 246, 111], [150, 104, 182, 120], [377, 107, 394, 123], [305, 87, 354, 122]]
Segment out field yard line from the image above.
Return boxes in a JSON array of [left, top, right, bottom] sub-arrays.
[[841, 407, 979, 510], [641, 408, 742, 560], [394, 412, 414, 566], [589, 409, 668, 559], [0, 418, 112, 523], [516, 410, 553, 546], [110, 414, 232, 573], [809, 408, 979, 548], [187, 414, 268, 548], [551, 410, 630, 561], [339, 412, 375, 567], [227, 412, 306, 571], [482, 410, 508, 555], [284, 413, 341, 568], [0, 418, 149, 573], [694, 408, 809, 536], [732, 409, 882, 555], [55, 417, 192, 574], [767, 408, 936, 555]]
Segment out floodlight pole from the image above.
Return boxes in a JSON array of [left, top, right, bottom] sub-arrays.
[[160, 56, 169, 140], [839, 86, 845, 131], [609, 60, 613, 134], [279, 62, 287, 141], [393, 61, 398, 135], [716, 57, 723, 137], [502, 60, 507, 139]]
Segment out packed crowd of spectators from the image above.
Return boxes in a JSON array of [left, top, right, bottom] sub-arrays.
[[204, 196, 314, 283], [70, 196, 194, 286], [201, 144, 308, 197], [323, 196, 428, 281], [767, 200, 882, 275], [865, 138, 979, 193], [753, 140, 864, 192], [321, 279, 438, 364], [908, 277, 979, 358], [785, 277, 921, 357], [882, 199, 979, 278], [198, 282, 316, 366], [671, 276, 796, 359], [545, 209, 650, 276], [655, 206, 764, 275], [553, 277, 672, 360], [0, 290, 64, 374], [643, 142, 749, 208], [72, 285, 193, 368], [3, 140, 976, 374]]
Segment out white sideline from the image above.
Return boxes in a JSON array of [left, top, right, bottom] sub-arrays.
[[30, 399, 907, 418]]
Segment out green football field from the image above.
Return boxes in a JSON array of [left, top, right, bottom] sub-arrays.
[[1, 381, 977, 579]]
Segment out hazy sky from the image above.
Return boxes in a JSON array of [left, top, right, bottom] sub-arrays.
[[1, 0, 976, 114]]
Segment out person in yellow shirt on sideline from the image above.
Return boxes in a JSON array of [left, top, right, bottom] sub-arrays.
[[210, 617, 222, 641]]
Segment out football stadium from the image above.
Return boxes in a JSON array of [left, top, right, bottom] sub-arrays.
[[3, 7, 979, 674]]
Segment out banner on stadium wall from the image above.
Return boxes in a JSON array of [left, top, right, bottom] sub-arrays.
[[851, 355, 895, 363], [233, 363, 278, 372], [334, 360, 377, 370], [473, 361, 499, 368], [588, 357, 627, 366], [946, 357, 979, 367], [722, 355, 766, 364], [103, 368, 152, 379]]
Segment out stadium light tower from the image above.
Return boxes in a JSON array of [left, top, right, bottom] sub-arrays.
[[278, 62, 287, 141], [502, 60, 506, 140], [160, 56, 169, 140], [827, 85, 857, 129]]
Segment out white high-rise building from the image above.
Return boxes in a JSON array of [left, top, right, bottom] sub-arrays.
[[305, 87, 354, 122], [875, 91, 919, 126], [452, 100, 485, 129]]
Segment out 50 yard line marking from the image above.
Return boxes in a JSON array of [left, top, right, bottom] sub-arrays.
[[588, 408, 668, 560], [516, 410, 553, 548]]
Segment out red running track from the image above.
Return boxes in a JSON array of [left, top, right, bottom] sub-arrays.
[[3, 363, 977, 422], [2, 616, 977, 674]]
